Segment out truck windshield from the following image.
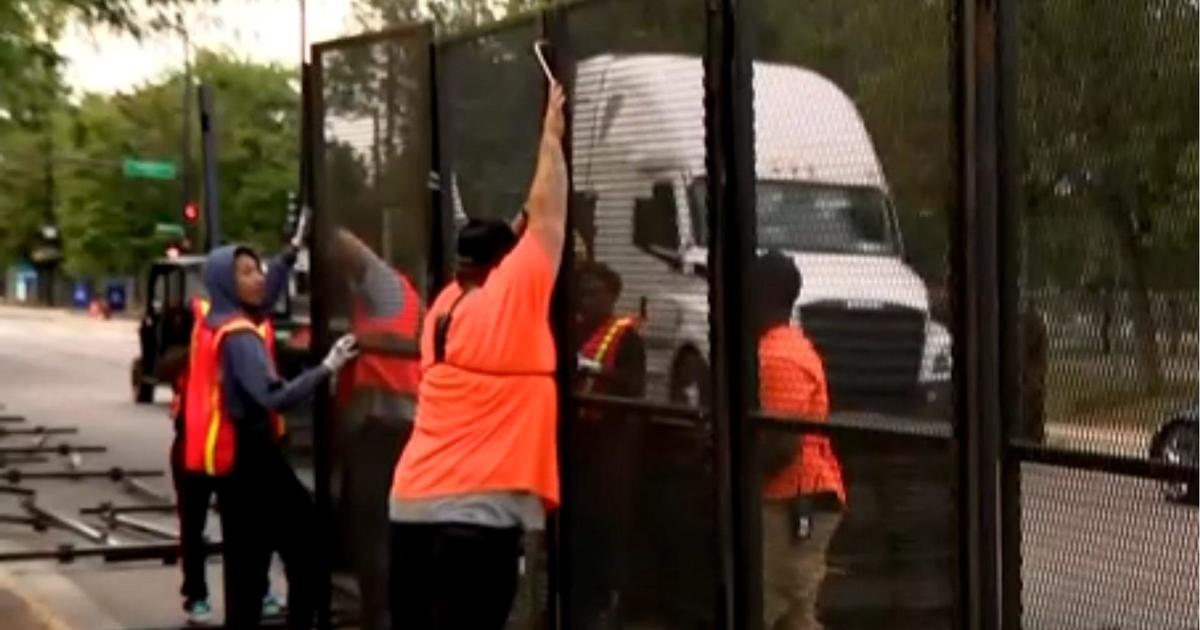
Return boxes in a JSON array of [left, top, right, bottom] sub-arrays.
[[690, 180, 896, 256]]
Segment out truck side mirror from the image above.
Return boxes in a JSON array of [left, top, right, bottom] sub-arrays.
[[633, 182, 682, 267]]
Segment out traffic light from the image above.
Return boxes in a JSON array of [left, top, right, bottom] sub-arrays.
[[183, 201, 199, 223]]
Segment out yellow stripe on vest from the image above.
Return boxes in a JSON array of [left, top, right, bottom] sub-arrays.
[[581, 317, 636, 396], [594, 317, 635, 365]]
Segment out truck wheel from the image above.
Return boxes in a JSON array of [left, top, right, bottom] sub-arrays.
[[1152, 421, 1197, 504], [131, 360, 154, 404], [669, 349, 711, 409]]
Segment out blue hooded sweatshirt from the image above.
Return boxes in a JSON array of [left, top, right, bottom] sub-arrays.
[[204, 245, 329, 449]]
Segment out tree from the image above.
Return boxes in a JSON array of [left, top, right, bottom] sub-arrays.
[[1020, 0, 1198, 390], [0, 0, 208, 271], [1, 52, 300, 277]]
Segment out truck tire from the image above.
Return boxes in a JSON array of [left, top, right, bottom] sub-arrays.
[[132, 359, 154, 404]]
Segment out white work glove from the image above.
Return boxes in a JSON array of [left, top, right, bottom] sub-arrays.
[[322, 334, 359, 373], [290, 206, 312, 250]]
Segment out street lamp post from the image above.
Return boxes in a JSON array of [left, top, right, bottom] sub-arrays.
[[178, 13, 194, 227]]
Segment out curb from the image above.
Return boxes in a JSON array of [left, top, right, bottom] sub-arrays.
[[0, 572, 73, 630]]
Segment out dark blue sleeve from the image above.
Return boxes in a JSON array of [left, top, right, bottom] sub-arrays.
[[220, 331, 329, 412], [265, 249, 297, 307]]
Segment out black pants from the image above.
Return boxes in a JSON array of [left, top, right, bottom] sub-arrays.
[[219, 443, 315, 629], [339, 415, 412, 630], [170, 427, 214, 605], [389, 522, 521, 630]]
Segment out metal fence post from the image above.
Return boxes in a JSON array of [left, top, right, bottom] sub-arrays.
[[995, 0, 1023, 626], [304, 51, 335, 630], [953, 0, 1003, 628], [426, 43, 448, 295], [543, 6, 577, 628], [708, 0, 761, 627]]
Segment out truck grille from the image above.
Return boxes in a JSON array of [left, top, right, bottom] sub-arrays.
[[798, 301, 926, 412]]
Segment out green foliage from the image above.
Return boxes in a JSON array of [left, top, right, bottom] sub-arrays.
[[1021, 0, 1198, 292], [0, 52, 298, 276]]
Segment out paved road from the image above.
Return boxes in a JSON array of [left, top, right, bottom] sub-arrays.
[[0, 306, 231, 629], [0, 306, 1195, 629]]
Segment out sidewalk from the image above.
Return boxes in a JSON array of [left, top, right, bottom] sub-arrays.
[[1044, 421, 1149, 458], [0, 302, 138, 323]]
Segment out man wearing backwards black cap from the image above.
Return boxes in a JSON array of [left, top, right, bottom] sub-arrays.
[[388, 82, 567, 629]]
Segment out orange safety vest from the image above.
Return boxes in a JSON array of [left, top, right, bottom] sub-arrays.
[[578, 315, 639, 397], [759, 324, 845, 504], [336, 271, 423, 404], [181, 298, 285, 476]]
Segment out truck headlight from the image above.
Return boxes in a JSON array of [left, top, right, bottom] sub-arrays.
[[919, 320, 953, 383]]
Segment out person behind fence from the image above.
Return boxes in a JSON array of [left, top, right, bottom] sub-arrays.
[[186, 243, 358, 628], [388, 81, 566, 630], [569, 260, 646, 628], [331, 228, 423, 630], [754, 250, 845, 630], [163, 239, 299, 625]]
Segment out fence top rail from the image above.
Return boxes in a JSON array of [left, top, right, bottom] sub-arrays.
[[754, 411, 955, 443], [1010, 440, 1200, 487], [312, 22, 433, 57], [435, 11, 542, 49]]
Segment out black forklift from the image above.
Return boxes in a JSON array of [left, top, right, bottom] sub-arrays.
[[130, 254, 207, 403]]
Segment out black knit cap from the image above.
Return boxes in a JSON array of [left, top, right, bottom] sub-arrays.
[[457, 218, 517, 270], [754, 250, 802, 311]]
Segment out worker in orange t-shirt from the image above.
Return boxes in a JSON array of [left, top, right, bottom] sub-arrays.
[[754, 251, 845, 630], [387, 82, 567, 630]]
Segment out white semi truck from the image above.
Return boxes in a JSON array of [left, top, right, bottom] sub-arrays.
[[570, 54, 951, 413]]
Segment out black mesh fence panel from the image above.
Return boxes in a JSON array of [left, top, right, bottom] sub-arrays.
[[1013, 1, 1198, 628], [313, 25, 435, 627], [749, 1, 958, 628], [434, 18, 550, 630], [437, 18, 543, 228], [1017, 0, 1198, 457], [1019, 464, 1199, 629], [558, 0, 718, 627]]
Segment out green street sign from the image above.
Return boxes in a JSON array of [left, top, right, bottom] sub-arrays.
[[123, 159, 177, 180], [155, 222, 185, 237]]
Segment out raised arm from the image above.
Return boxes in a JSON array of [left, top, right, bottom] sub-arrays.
[[523, 82, 568, 275]]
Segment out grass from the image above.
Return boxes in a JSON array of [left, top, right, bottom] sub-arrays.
[[1043, 350, 1197, 429]]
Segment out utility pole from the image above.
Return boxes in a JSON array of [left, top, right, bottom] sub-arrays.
[[179, 12, 193, 226], [198, 84, 220, 251]]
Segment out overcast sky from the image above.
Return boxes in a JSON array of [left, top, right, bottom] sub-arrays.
[[58, 0, 357, 94]]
